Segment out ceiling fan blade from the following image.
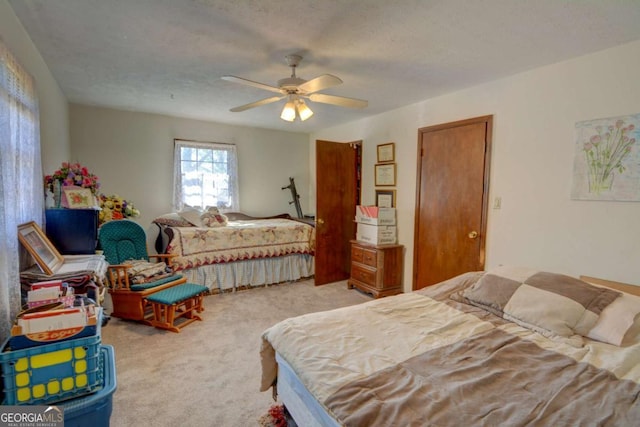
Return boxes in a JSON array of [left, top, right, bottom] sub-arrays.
[[230, 95, 284, 112], [222, 75, 283, 94], [309, 93, 368, 109], [298, 74, 343, 94]]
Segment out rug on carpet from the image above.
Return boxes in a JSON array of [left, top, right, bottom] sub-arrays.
[[258, 404, 297, 427]]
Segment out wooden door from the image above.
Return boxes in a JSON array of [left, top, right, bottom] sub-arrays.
[[315, 140, 360, 285], [413, 116, 492, 290]]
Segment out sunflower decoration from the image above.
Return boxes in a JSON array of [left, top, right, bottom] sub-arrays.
[[98, 194, 140, 226]]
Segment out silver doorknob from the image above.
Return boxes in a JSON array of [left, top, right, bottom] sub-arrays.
[[468, 231, 478, 239]]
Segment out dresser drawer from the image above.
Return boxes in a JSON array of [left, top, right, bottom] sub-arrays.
[[361, 248, 377, 267], [350, 263, 377, 286], [352, 244, 378, 267], [351, 245, 364, 264]]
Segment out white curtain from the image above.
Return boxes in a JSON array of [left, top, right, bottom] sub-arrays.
[[173, 139, 239, 212], [0, 38, 43, 343]]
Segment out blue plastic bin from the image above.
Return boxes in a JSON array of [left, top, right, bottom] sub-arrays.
[[61, 345, 116, 427], [0, 312, 103, 405]]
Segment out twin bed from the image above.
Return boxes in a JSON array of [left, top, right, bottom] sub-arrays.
[[260, 267, 640, 426], [153, 212, 315, 293]]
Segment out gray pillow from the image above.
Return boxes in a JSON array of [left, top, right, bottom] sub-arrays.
[[459, 266, 621, 338], [152, 213, 193, 227]]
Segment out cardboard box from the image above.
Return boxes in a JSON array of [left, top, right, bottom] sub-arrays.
[[355, 206, 396, 226], [27, 281, 75, 309], [9, 309, 100, 350], [17, 307, 86, 334], [356, 223, 397, 245]]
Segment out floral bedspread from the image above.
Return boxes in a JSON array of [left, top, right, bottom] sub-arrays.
[[166, 219, 315, 271]]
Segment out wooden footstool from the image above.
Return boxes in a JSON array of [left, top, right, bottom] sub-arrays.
[[145, 283, 207, 332]]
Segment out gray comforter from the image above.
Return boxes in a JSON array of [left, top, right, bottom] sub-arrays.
[[261, 272, 640, 426]]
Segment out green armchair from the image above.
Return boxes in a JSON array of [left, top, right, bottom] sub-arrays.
[[98, 220, 186, 323]]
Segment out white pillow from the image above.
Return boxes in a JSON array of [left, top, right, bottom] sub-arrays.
[[178, 206, 203, 227], [586, 292, 640, 346]]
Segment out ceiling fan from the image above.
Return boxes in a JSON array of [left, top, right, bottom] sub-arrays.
[[222, 54, 368, 122]]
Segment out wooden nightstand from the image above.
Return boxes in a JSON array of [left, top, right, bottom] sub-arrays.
[[347, 240, 403, 298]]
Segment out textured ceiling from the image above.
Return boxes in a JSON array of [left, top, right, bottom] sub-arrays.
[[9, 0, 640, 133]]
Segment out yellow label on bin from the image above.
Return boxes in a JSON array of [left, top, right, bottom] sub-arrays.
[[17, 387, 30, 402], [31, 349, 72, 369], [75, 359, 87, 374], [74, 346, 86, 359], [47, 380, 60, 395], [32, 384, 45, 398], [61, 377, 74, 391], [15, 372, 30, 387], [14, 357, 28, 372], [76, 374, 87, 387]]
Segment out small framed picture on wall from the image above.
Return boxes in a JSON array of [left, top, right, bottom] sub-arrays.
[[376, 142, 395, 163], [375, 189, 396, 208], [374, 163, 396, 186]]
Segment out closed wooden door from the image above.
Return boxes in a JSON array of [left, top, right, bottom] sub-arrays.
[[413, 116, 492, 290], [315, 140, 360, 285]]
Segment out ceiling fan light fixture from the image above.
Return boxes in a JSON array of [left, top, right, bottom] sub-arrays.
[[224, 54, 368, 122], [280, 100, 296, 122], [297, 100, 313, 121]]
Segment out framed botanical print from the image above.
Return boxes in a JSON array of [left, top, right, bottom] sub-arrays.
[[374, 163, 396, 186], [17, 221, 64, 274], [376, 143, 395, 163]]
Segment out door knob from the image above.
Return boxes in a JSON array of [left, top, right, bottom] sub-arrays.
[[317, 218, 325, 225], [468, 231, 478, 239]]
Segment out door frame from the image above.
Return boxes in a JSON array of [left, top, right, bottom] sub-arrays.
[[412, 115, 493, 290]]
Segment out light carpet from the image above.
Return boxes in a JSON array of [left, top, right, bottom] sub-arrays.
[[101, 279, 370, 426]]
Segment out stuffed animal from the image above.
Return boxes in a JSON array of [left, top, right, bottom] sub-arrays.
[[201, 206, 228, 227]]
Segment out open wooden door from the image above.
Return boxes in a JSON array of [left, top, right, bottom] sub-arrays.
[[315, 140, 361, 285], [413, 116, 492, 290]]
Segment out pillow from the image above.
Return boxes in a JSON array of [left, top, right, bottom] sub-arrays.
[[178, 207, 203, 227], [152, 213, 193, 228], [622, 314, 640, 346], [586, 291, 640, 346], [459, 266, 621, 338]]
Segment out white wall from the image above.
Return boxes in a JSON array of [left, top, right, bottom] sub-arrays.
[[0, 0, 70, 171], [70, 104, 310, 235], [311, 40, 640, 289]]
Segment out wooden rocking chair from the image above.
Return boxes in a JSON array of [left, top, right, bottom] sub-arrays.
[[98, 220, 186, 323]]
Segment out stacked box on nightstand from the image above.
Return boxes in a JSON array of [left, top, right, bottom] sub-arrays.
[[355, 206, 397, 245]]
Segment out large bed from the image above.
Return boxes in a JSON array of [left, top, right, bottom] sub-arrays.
[[260, 267, 640, 426], [153, 212, 315, 293]]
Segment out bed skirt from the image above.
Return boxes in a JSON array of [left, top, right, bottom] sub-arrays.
[[179, 254, 314, 293]]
